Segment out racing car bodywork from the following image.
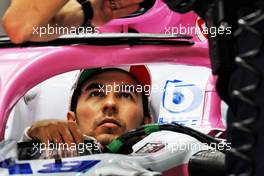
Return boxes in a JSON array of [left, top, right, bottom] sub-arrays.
[[0, 0, 226, 175], [0, 35, 225, 176]]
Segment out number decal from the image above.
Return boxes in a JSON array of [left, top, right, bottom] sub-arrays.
[[38, 160, 100, 173], [0, 159, 33, 175], [0, 159, 100, 175], [162, 80, 203, 113]]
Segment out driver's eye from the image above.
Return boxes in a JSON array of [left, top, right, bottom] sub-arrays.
[[89, 91, 105, 97], [118, 92, 133, 99]]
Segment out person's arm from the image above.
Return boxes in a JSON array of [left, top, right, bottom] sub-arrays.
[[26, 119, 84, 145], [2, 0, 143, 43], [2, 0, 70, 43]]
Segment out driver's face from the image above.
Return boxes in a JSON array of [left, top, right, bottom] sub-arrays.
[[69, 70, 146, 145]]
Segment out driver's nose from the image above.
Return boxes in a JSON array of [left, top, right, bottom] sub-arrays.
[[102, 94, 118, 116]]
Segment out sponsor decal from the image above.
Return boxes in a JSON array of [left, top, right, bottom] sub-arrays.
[[135, 142, 166, 154]]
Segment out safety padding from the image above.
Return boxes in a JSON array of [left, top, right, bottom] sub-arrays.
[[5, 64, 220, 140], [5, 71, 78, 140]]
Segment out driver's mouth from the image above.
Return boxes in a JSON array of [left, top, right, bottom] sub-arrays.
[[98, 118, 121, 128]]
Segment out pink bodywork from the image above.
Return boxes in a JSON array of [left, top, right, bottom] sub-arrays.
[[99, 0, 203, 42], [0, 3, 225, 176]]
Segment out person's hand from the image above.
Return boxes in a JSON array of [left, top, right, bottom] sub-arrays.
[[90, 0, 144, 26], [28, 119, 84, 145]]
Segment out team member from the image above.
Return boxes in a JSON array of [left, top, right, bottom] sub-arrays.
[[2, 0, 144, 43]]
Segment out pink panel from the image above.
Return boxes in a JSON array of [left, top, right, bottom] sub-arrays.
[[99, 0, 203, 42], [201, 75, 225, 130]]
